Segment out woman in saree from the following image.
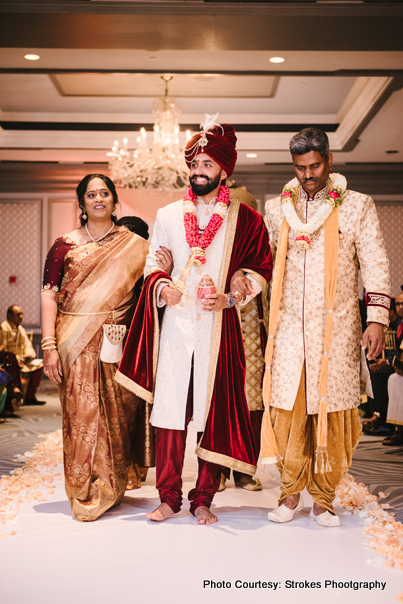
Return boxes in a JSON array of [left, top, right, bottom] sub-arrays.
[[41, 174, 150, 522]]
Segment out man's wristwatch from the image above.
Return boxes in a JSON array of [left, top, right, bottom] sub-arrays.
[[227, 293, 236, 308]]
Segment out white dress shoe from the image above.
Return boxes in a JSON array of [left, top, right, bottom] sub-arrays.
[[309, 508, 340, 527], [267, 497, 304, 523]]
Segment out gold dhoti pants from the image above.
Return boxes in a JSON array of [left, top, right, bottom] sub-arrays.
[[270, 369, 362, 513]]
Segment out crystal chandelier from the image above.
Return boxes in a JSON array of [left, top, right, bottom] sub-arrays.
[[107, 75, 191, 191]]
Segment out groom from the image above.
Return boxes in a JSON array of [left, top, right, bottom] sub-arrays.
[[117, 117, 272, 524]]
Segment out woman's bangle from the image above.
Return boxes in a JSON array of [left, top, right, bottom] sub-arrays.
[[42, 344, 57, 351], [41, 336, 56, 343]]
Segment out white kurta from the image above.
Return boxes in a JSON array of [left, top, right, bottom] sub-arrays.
[[265, 182, 390, 414], [386, 372, 403, 426], [145, 198, 229, 431]]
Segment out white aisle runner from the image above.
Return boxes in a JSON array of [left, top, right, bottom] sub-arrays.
[[1, 423, 401, 604]]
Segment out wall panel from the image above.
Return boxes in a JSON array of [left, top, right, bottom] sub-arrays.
[[0, 199, 42, 326]]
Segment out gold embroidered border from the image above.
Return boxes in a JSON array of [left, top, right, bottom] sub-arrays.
[[145, 265, 166, 279], [203, 198, 241, 425], [41, 284, 59, 294], [195, 445, 257, 476], [115, 370, 154, 404], [385, 418, 403, 426], [244, 268, 269, 331]]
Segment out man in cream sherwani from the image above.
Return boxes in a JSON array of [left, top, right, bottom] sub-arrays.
[[264, 127, 390, 527]]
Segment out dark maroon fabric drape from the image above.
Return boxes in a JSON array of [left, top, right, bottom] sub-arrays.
[[198, 204, 272, 467], [119, 271, 170, 396]]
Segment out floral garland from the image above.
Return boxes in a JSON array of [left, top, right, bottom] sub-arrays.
[[280, 173, 347, 249], [183, 185, 231, 265]]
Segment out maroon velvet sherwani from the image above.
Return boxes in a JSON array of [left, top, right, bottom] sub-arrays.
[[117, 196, 272, 512]]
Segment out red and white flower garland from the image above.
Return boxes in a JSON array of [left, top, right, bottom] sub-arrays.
[[183, 185, 230, 265], [281, 173, 347, 249]]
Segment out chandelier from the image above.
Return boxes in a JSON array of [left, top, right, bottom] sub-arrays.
[[107, 75, 191, 191]]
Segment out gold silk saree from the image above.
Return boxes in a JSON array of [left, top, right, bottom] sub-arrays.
[[56, 230, 149, 521]]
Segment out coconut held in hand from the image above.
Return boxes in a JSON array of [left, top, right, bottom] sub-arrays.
[[197, 274, 216, 300]]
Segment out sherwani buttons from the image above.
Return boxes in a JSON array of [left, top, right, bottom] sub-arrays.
[[195, 314, 201, 321], [196, 268, 202, 275]]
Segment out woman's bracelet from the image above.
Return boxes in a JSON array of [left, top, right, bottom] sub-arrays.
[[41, 336, 57, 351]]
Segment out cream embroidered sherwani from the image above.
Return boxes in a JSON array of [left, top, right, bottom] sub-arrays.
[[145, 196, 260, 432], [265, 182, 390, 415]]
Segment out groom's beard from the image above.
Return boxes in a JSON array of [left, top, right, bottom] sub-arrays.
[[190, 172, 222, 197]]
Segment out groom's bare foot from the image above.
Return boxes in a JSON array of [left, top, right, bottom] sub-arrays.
[[194, 506, 217, 525], [146, 503, 175, 522]]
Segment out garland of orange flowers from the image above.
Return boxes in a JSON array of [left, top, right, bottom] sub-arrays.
[[183, 185, 231, 265]]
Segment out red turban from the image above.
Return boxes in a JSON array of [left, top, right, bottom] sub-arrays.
[[184, 123, 237, 177]]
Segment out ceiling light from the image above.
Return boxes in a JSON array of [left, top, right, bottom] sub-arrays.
[[269, 57, 285, 64], [108, 75, 189, 191], [246, 153, 258, 158], [24, 54, 40, 61]]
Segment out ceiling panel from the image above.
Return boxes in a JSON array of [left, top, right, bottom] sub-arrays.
[[0, 74, 352, 114], [51, 73, 279, 98]]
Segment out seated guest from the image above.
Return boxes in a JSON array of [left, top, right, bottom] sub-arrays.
[[0, 368, 12, 423], [0, 350, 24, 418], [0, 306, 25, 417], [384, 314, 403, 446], [1, 305, 45, 405], [364, 293, 403, 436]]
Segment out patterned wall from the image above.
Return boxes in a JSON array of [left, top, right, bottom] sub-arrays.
[[376, 203, 403, 298], [0, 201, 42, 326]]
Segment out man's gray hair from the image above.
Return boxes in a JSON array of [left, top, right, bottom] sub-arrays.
[[289, 127, 329, 159]]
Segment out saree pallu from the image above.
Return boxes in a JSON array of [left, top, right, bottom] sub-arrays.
[[56, 230, 150, 522]]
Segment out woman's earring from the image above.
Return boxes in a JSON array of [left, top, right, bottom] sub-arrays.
[[81, 211, 87, 221], [112, 208, 117, 217]]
